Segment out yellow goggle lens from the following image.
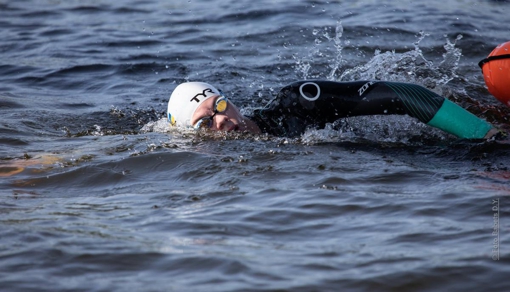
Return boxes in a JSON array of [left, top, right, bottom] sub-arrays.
[[215, 98, 227, 112]]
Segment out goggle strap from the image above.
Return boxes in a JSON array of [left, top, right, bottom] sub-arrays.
[[478, 54, 510, 69]]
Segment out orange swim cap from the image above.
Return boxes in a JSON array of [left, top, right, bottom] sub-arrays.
[[479, 41, 510, 107]]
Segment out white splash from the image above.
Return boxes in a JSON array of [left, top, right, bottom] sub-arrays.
[[340, 32, 463, 89]]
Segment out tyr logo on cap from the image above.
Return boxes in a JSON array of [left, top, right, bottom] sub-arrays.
[[190, 88, 215, 103]]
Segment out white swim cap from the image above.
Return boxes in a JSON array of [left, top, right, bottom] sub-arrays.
[[167, 82, 221, 127]]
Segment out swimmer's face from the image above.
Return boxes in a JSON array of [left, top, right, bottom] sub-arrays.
[[191, 95, 247, 132]]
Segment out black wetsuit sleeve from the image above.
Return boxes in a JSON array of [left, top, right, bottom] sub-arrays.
[[248, 80, 446, 137]]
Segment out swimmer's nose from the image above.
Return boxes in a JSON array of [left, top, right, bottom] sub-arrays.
[[212, 114, 229, 131]]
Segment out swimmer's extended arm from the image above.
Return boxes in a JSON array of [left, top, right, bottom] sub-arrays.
[[255, 80, 493, 138], [375, 81, 493, 139], [424, 99, 492, 139]]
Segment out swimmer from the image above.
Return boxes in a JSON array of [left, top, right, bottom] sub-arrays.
[[3, 81, 499, 178], [168, 80, 500, 139]]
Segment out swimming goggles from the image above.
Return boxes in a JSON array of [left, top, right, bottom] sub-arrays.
[[193, 95, 228, 129]]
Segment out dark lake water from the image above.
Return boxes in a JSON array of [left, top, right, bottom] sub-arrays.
[[1, 0, 510, 291]]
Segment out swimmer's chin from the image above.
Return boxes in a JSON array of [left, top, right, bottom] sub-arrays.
[[221, 119, 261, 134], [215, 124, 239, 132], [220, 125, 238, 132]]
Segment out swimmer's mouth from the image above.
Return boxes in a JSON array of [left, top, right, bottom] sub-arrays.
[[229, 125, 239, 132]]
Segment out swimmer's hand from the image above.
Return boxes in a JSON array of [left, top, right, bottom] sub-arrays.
[[484, 128, 508, 141]]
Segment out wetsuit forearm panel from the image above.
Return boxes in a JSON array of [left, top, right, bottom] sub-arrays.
[[427, 99, 492, 139]]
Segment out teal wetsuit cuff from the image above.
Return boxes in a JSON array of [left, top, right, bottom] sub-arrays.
[[426, 99, 493, 139]]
